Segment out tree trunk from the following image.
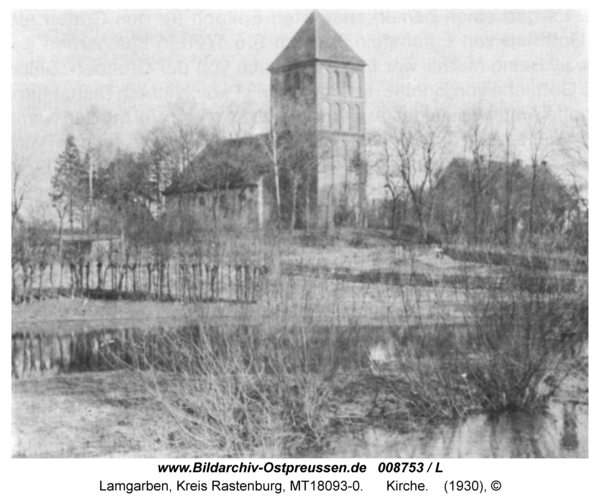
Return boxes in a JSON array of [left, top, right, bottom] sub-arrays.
[[290, 175, 299, 230], [58, 220, 64, 260], [529, 162, 538, 242], [274, 164, 281, 221], [505, 164, 511, 246], [305, 179, 312, 229], [391, 198, 398, 237]]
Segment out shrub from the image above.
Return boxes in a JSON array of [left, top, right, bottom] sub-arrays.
[[460, 267, 587, 412], [373, 255, 587, 421], [122, 324, 338, 456]]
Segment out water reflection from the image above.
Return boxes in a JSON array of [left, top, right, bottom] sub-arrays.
[[327, 400, 587, 458], [12, 322, 585, 378], [12, 324, 386, 378], [12, 324, 587, 458], [560, 402, 580, 452]]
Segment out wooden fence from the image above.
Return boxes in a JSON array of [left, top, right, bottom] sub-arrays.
[[12, 260, 268, 304]]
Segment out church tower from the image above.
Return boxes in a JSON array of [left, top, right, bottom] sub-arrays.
[[268, 11, 367, 228]]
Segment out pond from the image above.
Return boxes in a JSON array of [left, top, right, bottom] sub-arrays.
[[11, 323, 588, 458], [326, 400, 587, 458]]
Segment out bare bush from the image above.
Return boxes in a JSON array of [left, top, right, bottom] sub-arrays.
[[372, 252, 586, 422], [119, 322, 339, 457]]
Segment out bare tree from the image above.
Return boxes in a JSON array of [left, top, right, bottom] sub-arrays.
[[560, 112, 588, 169], [69, 106, 118, 231], [284, 103, 321, 231], [527, 109, 552, 241], [259, 104, 285, 222], [378, 134, 404, 235], [351, 144, 370, 229], [288, 133, 320, 231], [147, 104, 216, 175], [560, 112, 588, 213], [144, 104, 217, 217], [501, 113, 517, 245], [461, 108, 499, 244], [382, 110, 449, 240], [389, 113, 419, 233], [259, 100, 323, 229], [417, 111, 450, 236], [11, 153, 31, 226], [214, 101, 258, 140]]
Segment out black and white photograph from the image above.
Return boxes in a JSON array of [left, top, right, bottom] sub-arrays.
[[11, 7, 588, 468]]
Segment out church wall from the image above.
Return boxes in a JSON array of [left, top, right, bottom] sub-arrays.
[[164, 183, 269, 230], [270, 61, 367, 228], [267, 12, 368, 229], [270, 63, 320, 228], [315, 61, 366, 227], [270, 64, 319, 129]]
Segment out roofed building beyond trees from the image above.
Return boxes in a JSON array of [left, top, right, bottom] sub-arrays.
[[164, 135, 271, 229], [164, 10, 368, 230], [433, 157, 581, 246]]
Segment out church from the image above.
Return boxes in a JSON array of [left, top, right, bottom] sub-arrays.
[[164, 11, 368, 230]]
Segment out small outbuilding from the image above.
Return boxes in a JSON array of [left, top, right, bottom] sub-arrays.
[[163, 135, 271, 229]]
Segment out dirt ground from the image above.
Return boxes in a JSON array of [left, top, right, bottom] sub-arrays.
[[12, 242, 476, 335], [11, 237, 588, 458], [12, 365, 588, 458], [11, 371, 206, 458]]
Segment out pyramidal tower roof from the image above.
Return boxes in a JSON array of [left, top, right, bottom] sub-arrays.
[[268, 11, 366, 71]]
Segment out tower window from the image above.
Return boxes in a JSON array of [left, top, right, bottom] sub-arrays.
[[304, 72, 314, 87], [341, 103, 350, 132], [352, 104, 361, 132], [334, 71, 341, 95], [322, 102, 331, 130], [343, 141, 349, 170], [345, 72, 352, 96], [332, 103, 341, 131]]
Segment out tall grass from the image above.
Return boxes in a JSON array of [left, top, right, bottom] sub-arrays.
[[374, 253, 587, 422], [459, 260, 587, 412], [102, 239, 587, 455], [120, 321, 358, 456]]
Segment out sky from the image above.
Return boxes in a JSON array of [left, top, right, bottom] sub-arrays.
[[12, 9, 588, 216]]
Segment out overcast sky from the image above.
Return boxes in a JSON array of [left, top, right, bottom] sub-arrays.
[[12, 9, 588, 215]]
